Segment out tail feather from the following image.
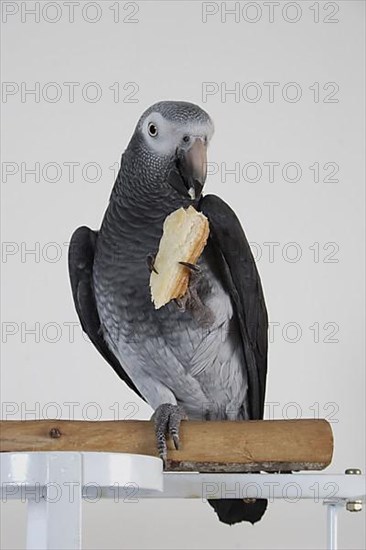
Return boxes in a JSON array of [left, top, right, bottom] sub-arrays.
[[208, 498, 268, 525]]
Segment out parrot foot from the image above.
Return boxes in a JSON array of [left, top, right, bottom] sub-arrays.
[[151, 403, 187, 467], [146, 253, 158, 274], [175, 260, 214, 327], [175, 287, 215, 329]]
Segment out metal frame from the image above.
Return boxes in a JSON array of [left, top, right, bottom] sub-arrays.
[[1, 452, 364, 550]]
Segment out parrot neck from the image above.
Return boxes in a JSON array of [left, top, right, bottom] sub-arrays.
[[110, 156, 195, 219], [99, 166, 195, 259], [112, 174, 190, 215]]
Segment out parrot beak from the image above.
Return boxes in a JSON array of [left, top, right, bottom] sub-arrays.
[[169, 137, 208, 200], [183, 138, 207, 200]]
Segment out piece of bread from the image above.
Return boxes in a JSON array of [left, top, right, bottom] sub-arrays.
[[150, 206, 210, 309]]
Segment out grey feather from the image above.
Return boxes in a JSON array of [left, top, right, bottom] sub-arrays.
[[69, 101, 269, 525]]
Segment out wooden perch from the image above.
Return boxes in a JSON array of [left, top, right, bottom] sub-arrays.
[[0, 419, 333, 472]]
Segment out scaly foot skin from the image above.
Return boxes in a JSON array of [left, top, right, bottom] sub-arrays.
[[176, 261, 214, 328], [152, 403, 187, 467]]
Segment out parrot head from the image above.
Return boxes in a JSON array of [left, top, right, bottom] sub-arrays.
[[125, 101, 214, 201]]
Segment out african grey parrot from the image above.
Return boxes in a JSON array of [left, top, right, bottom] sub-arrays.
[[68, 101, 268, 525]]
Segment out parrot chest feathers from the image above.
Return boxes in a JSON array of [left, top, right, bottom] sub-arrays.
[[91, 192, 250, 420]]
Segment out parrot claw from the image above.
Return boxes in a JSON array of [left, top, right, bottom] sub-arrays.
[[179, 261, 201, 273], [151, 403, 187, 467], [172, 433, 180, 450], [174, 262, 202, 313], [146, 253, 158, 274]]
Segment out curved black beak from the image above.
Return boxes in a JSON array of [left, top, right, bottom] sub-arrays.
[[168, 138, 207, 200]]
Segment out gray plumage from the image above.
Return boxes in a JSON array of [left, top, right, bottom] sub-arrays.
[[69, 101, 268, 524], [93, 189, 248, 420]]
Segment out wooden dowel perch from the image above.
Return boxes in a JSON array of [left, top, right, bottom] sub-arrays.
[[0, 419, 333, 472]]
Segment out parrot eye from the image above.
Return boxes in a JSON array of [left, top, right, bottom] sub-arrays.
[[148, 123, 158, 137], [183, 135, 190, 143]]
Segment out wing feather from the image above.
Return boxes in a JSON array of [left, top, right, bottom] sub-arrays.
[[199, 195, 268, 419], [68, 226, 143, 399]]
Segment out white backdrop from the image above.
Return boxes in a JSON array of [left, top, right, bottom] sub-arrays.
[[1, 1, 365, 548]]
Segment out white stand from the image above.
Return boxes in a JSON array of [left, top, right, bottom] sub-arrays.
[[1, 452, 364, 550]]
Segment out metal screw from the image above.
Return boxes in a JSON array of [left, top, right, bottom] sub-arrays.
[[345, 468, 363, 512], [346, 501, 363, 512], [345, 468, 361, 475]]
